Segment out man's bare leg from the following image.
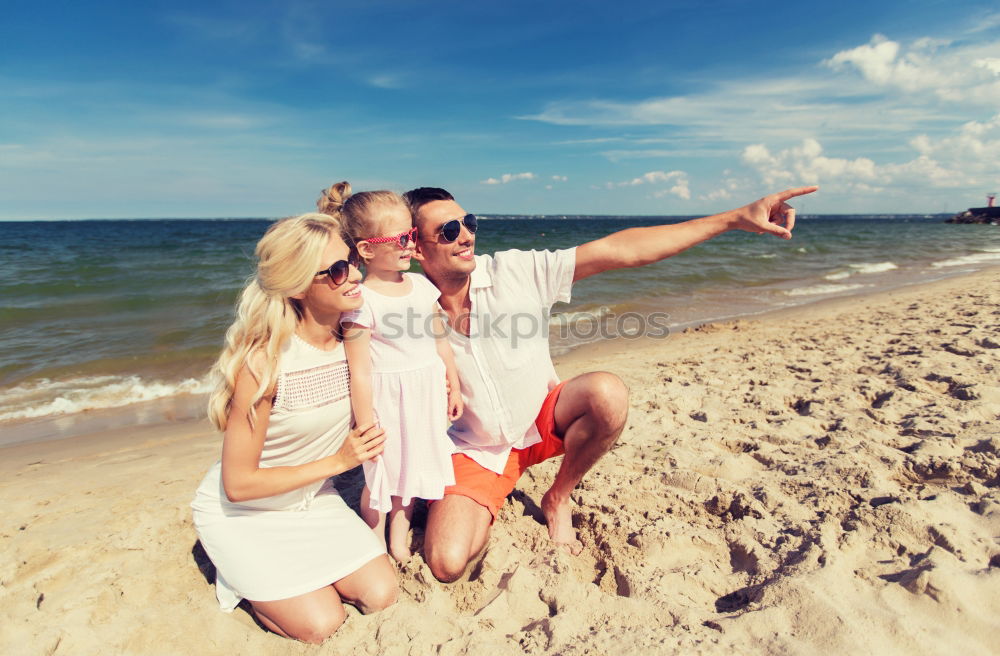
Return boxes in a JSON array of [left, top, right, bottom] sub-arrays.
[[423, 494, 492, 582], [544, 371, 629, 554]]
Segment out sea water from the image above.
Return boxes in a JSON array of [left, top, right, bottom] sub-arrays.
[[1, 215, 998, 441]]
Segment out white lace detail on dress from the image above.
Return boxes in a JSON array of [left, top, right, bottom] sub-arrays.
[[274, 362, 351, 411]]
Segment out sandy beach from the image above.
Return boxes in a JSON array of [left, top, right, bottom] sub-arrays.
[[2, 268, 998, 656]]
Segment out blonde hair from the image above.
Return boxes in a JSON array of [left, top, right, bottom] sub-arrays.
[[316, 181, 409, 246], [208, 212, 346, 431]]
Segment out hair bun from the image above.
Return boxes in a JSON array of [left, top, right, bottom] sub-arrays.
[[317, 181, 352, 215]]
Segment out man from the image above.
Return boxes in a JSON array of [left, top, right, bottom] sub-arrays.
[[403, 185, 817, 582]]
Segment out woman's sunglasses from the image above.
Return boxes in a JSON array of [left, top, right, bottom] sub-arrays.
[[315, 251, 361, 286], [438, 214, 478, 243], [364, 226, 418, 249]]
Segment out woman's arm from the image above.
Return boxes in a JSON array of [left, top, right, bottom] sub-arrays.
[[433, 310, 463, 421], [220, 362, 385, 502], [343, 323, 377, 427]]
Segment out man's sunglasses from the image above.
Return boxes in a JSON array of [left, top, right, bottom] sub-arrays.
[[364, 226, 418, 249], [314, 251, 361, 286], [438, 214, 478, 243]]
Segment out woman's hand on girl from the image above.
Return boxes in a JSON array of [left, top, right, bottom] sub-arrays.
[[336, 422, 386, 470]]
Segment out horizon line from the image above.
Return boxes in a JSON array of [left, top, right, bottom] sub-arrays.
[[0, 212, 960, 222]]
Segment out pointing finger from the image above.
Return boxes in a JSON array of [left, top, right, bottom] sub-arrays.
[[776, 186, 818, 202]]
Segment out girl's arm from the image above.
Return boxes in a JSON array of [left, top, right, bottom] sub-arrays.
[[432, 309, 463, 421], [343, 323, 377, 427], [220, 361, 385, 502]]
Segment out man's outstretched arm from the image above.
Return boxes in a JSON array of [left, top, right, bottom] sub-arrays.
[[573, 186, 818, 282]]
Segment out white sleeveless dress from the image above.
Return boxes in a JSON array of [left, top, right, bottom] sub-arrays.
[[191, 335, 384, 612], [343, 273, 455, 512]]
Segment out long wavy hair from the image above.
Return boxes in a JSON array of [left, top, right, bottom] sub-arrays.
[[208, 212, 346, 431]]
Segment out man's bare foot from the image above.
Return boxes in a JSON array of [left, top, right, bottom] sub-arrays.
[[540, 489, 583, 555]]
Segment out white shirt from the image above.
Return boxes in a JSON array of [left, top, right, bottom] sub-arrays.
[[446, 248, 576, 473]]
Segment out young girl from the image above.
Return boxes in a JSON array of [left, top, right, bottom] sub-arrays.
[[191, 213, 397, 643], [317, 182, 462, 562]]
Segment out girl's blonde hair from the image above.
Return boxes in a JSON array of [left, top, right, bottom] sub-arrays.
[[208, 212, 346, 431], [316, 181, 409, 246]]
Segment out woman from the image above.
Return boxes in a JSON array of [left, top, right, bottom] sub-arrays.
[[191, 212, 397, 643]]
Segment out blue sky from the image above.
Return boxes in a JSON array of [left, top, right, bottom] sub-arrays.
[[1, 0, 999, 218]]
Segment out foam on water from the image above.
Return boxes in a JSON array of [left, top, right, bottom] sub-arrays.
[[0, 375, 212, 422], [824, 261, 898, 281], [931, 252, 1000, 268], [850, 261, 898, 274], [785, 283, 868, 297], [549, 305, 614, 327]]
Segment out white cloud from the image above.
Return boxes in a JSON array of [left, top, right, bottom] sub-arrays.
[[741, 139, 878, 187], [890, 113, 1000, 187], [552, 137, 623, 145], [178, 113, 265, 130], [965, 11, 1000, 35], [824, 34, 1000, 105], [620, 170, 685, 186], [521, 30, 1000, 165], [699, 174, 750, 203], [368, 74, 404, 89], [740, 114, 1000, 194], [481, 172, 536, 185], [653, 183, 691, 200], [521, 74, 959, 156], [610, 170, 690, 200], [600, 147, 729, 161], [551, 175, 568, 182], [824, 35, 935, 90], [290, 41, 326, 61], [974, 58, 1000, 75]]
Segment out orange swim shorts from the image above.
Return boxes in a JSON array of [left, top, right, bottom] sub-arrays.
[[442, 382, 566, 520]]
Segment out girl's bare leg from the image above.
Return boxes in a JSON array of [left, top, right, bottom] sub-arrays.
[[387, 496, 414, 562], [249, 586, 346, 644], [360, 485, 387, 549]]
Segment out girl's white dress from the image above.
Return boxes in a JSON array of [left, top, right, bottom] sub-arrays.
[[191, 335, 384, 612], [344, 273, 455, 512]]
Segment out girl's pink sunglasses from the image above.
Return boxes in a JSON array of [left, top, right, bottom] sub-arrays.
[[364, 227, 418, 249]]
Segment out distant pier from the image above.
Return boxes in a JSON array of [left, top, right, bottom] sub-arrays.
[[948, 206, 1000, 224]]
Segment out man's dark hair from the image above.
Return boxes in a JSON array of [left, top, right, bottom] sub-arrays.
[[403, 187, 454, 219]]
